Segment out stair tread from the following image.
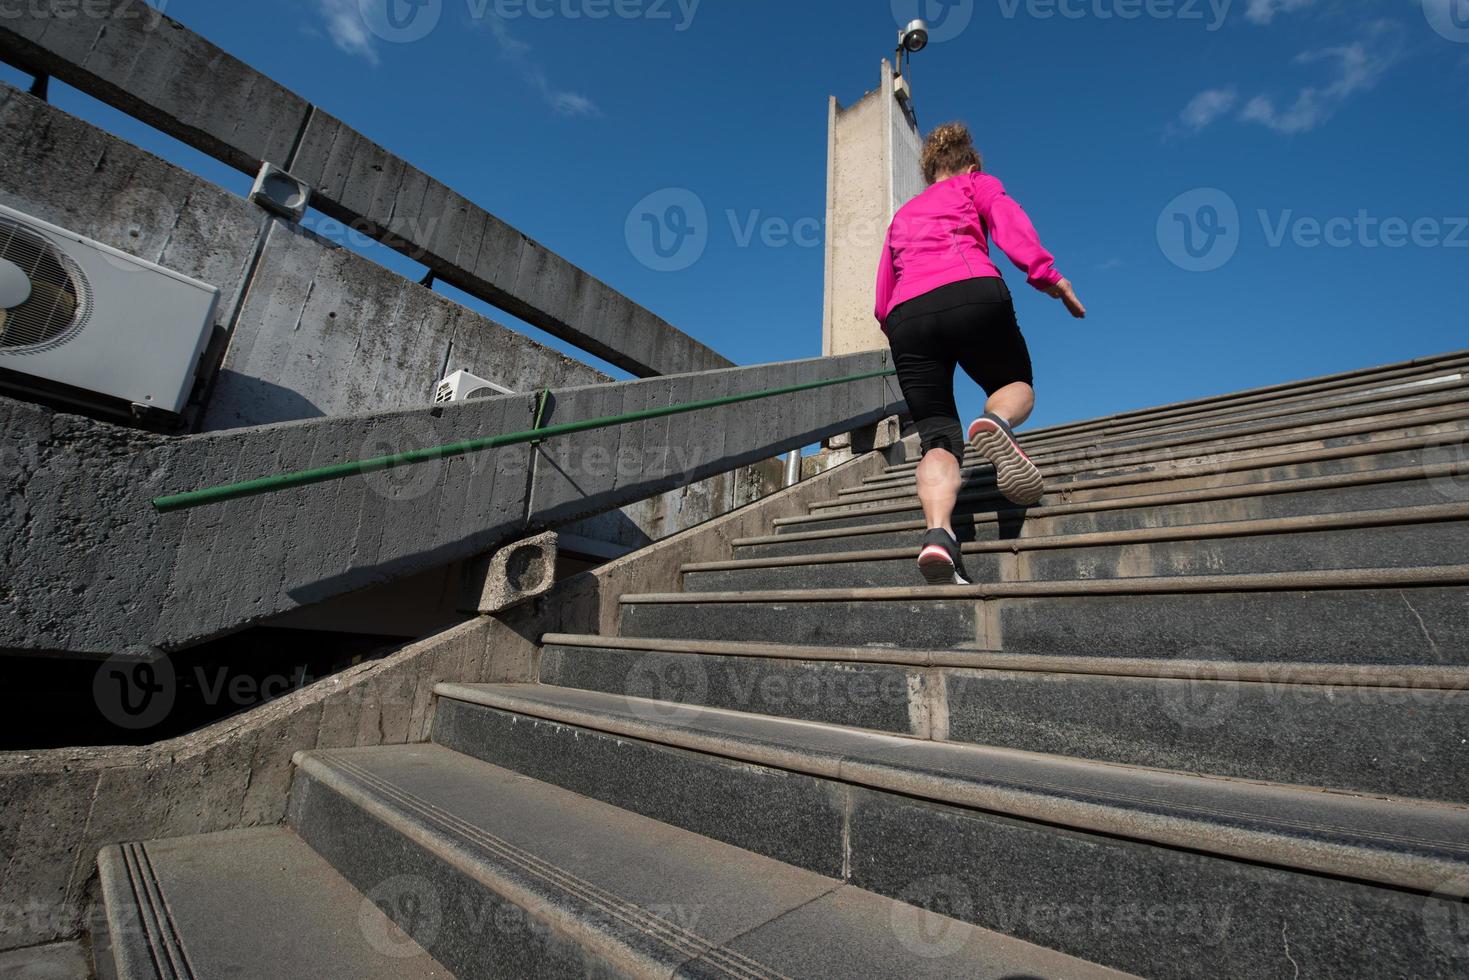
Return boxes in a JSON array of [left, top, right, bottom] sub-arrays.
[[97, 827, 448, 980], [538, 632, 1469, 685], [436, 683, 1469, 896], [623, 564, 1469, 603], [295, 743, 1128, 978], [776, 446, 1469, 533], [687, 503, 1469, 573]]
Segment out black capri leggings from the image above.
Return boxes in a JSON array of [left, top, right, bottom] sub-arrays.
[[886, 276, 1034, 458]]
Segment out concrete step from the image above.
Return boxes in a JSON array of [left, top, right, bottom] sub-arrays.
[[536, 634, 1469, 803], [1007, 366, 1469, 458], [833, 431, 1469, 515], [616, 568, 1469, 665], [286, 743, 1123, 979], [749, 462, 1465, 557], [689, 506, 1469, 592], [1008, 349, 1469, 446], [96, 827, 448, 980], [432, 682, 1469, 980], [873, 400, 1469, 487]]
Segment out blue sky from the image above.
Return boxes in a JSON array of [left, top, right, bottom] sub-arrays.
[[4, 0, 1466, 428]]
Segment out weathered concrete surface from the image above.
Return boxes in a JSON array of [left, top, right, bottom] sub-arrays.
[[0, 441, 900, 956], [0, 353, 901, 658], [0, 616, 524, 953], [461, 531, 559, 615], [0, 940, 91, 979], [0, 1, 730, 379], [823, 60, 922, 358], [0, 82, 264, 349], [201, 219, 607, 430], [493, 441, 900, 643]]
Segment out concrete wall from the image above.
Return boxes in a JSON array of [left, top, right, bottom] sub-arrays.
[[201, 219, 606, 430], [822, 60, 924, 358], [0, 83, 781, 559], [0, 352, 902, 659], [0, 83, 606, 425], [0, 441, 898, 955], [0, 0, 729, 379]]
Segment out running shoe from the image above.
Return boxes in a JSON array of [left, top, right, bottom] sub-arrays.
[[917, 528, 971, 586], [968, 412, 1044, 506]]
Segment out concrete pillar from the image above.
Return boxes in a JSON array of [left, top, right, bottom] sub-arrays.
[[822, 60, 924, 358]]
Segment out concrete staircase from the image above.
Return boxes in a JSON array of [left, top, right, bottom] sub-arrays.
[[95, 351, 1469, 979]]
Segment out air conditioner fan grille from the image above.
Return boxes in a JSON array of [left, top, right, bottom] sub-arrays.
[[0, 217, 92, 353]]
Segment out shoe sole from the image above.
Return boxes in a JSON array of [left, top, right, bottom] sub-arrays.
[[969, 422, 1045, 506], [918, 545, 972, 586]]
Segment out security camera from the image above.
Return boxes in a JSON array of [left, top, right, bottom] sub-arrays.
[[900, 19, 929, 53]]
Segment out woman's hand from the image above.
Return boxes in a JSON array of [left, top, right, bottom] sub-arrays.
[[1046, 278, 1087, 319]]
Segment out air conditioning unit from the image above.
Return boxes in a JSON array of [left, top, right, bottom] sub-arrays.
[[0, 203, 219, 418], [434, 369, 514, 403]]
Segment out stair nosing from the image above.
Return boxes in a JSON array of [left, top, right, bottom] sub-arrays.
[[755, 455, 1463, 541], [687, 502, 1469, 574], [620, 565, 1469, 605], [434, 683, 1469, 898], [538, 633, 1469, 690]]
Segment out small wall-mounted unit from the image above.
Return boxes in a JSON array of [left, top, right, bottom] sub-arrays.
[[0, 203, 219, 418], [434, 370, 515, 403]]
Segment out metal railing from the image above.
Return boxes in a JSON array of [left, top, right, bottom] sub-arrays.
[[152, 368, 898, 513]]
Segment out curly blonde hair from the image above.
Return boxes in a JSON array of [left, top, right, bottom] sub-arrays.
[[921, 122, 983, 185]]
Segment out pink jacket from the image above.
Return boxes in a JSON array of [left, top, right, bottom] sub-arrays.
[[875, 172, 1063, 327]]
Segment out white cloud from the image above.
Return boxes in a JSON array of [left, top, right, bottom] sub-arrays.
[[315, 0, 380, 66], [1239, 24, 1401, 133], [1244, 0, 1315, 25], [1097, 257, 1124, 271], [483, 16, 600, 118], [1178, 87, 1239, 132]]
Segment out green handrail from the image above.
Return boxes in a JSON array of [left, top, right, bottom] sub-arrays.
[[152, 367, 897, 513]]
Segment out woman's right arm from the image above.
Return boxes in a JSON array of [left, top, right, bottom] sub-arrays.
[[972, 175, 1086, 319]]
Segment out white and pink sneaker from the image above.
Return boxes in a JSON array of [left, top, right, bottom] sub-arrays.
[[967, 413, 1045, 506]]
